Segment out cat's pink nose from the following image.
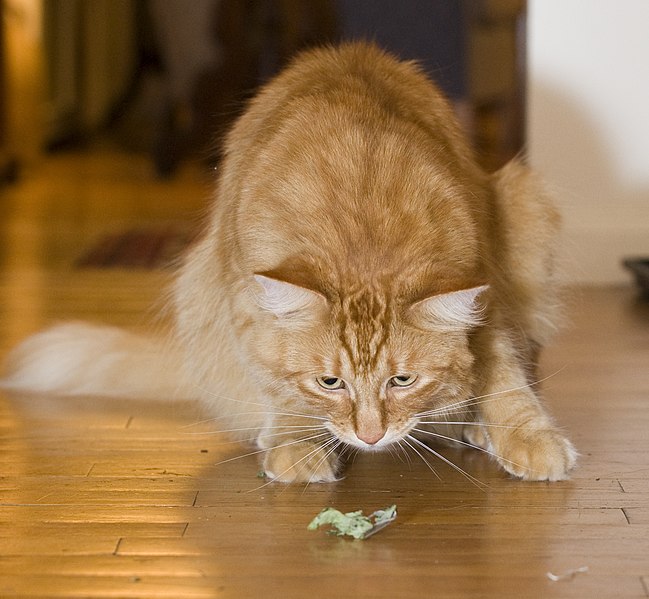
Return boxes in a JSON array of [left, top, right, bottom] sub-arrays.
[[357, 429, 386, 445]]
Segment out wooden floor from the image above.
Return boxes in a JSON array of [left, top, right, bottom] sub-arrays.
[[1, 149, 648, 599]]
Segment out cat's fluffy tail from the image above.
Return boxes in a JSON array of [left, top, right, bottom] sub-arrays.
[[0, 322, 189, 399]]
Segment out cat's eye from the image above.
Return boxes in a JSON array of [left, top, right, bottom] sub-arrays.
[[316, 376, 346, 391], [389, 374, 418, 388]]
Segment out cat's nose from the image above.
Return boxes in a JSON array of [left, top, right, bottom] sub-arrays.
[[356, 429, 386, 445]]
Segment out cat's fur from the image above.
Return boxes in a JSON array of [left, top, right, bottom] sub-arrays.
[[2, 43, 576, 482]]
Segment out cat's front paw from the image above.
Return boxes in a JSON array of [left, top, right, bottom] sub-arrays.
[[262, 441, 341, 483], [490, 426, 577, 481]]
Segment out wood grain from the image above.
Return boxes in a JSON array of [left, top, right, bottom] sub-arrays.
[[1, 150, 648, 598]]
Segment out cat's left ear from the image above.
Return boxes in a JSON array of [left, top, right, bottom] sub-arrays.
[[410, 285, 489, 331], [252, 274, 326, 319]]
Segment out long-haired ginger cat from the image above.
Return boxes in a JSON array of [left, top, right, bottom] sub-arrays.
[[2, 43, 576, 483]]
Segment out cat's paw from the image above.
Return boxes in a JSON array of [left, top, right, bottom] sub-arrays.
[[262, 441, 341, 483], [462, 424, 489, 449], [490, 426, 577, 481]]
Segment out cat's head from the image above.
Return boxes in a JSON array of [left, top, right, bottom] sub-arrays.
[[251, 267, 488, 450]]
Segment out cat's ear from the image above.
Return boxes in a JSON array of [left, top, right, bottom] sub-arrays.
[[410, 285, 489, 331], [253, 274, 325, 318]]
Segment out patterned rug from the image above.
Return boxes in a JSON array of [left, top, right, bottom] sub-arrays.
[[76, 226, 195, 269]]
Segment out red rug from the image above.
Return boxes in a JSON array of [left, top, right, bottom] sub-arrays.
[[76, 226, 194, 269]]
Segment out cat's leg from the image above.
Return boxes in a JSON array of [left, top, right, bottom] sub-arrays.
[[473, 329, 577, 481], [256, 415, 342, 483]]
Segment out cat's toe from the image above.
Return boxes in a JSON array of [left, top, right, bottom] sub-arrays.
[[493, 428, 577, 481], [262, 443, 341, 483]]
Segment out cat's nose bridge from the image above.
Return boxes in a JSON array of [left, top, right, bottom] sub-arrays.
[[353, 393, 386, 446]]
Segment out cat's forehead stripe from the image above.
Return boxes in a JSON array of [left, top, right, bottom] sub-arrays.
[[337, 289, 392, 372]]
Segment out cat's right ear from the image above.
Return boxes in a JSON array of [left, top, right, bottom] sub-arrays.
[[252, 274, 326, 319]]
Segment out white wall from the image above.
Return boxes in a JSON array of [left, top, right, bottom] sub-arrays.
[[527, 0, 649, 284]]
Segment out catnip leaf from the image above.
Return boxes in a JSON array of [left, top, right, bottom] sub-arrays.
[[308, 505, 397, 539]]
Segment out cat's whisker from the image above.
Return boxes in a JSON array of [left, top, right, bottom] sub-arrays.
[[174, 425, 329, 448], [416, 410, 477, 423], [385, 443, 400, 464], [406, 434, 487, 489], [346, 445, 362, 467], [415, 401, 478, 420], [186, 427, 331, 450], [415, 368, 567, 420], [194, 384, 328, 422], [182, 409, 329, 432], [180, 412, 323, 435], [214, 431, 332, 467], [192, 384, 270, 409], [411, 427, 527, 472], [337, 442, 356, 466], [247, 435, 339, 493], [255, 427, 331, 447], [303, 440, 344, 492], [416, 392, 515, 417], [401, 437, 442, 481], [397, 441, 414, 468], [416, 393, 525, 420], [416, 420, 518, 430], [181, 411, 265, 429], [387, 441, 413, 469], [258, 411, 328, 422], [185, 423, 326, 436]]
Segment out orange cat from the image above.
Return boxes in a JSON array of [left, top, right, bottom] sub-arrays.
[[2, 43, 576, 483]]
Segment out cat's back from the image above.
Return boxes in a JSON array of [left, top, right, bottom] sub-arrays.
[[225, 42, 473, 183], [213, 43, 488, 286]]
